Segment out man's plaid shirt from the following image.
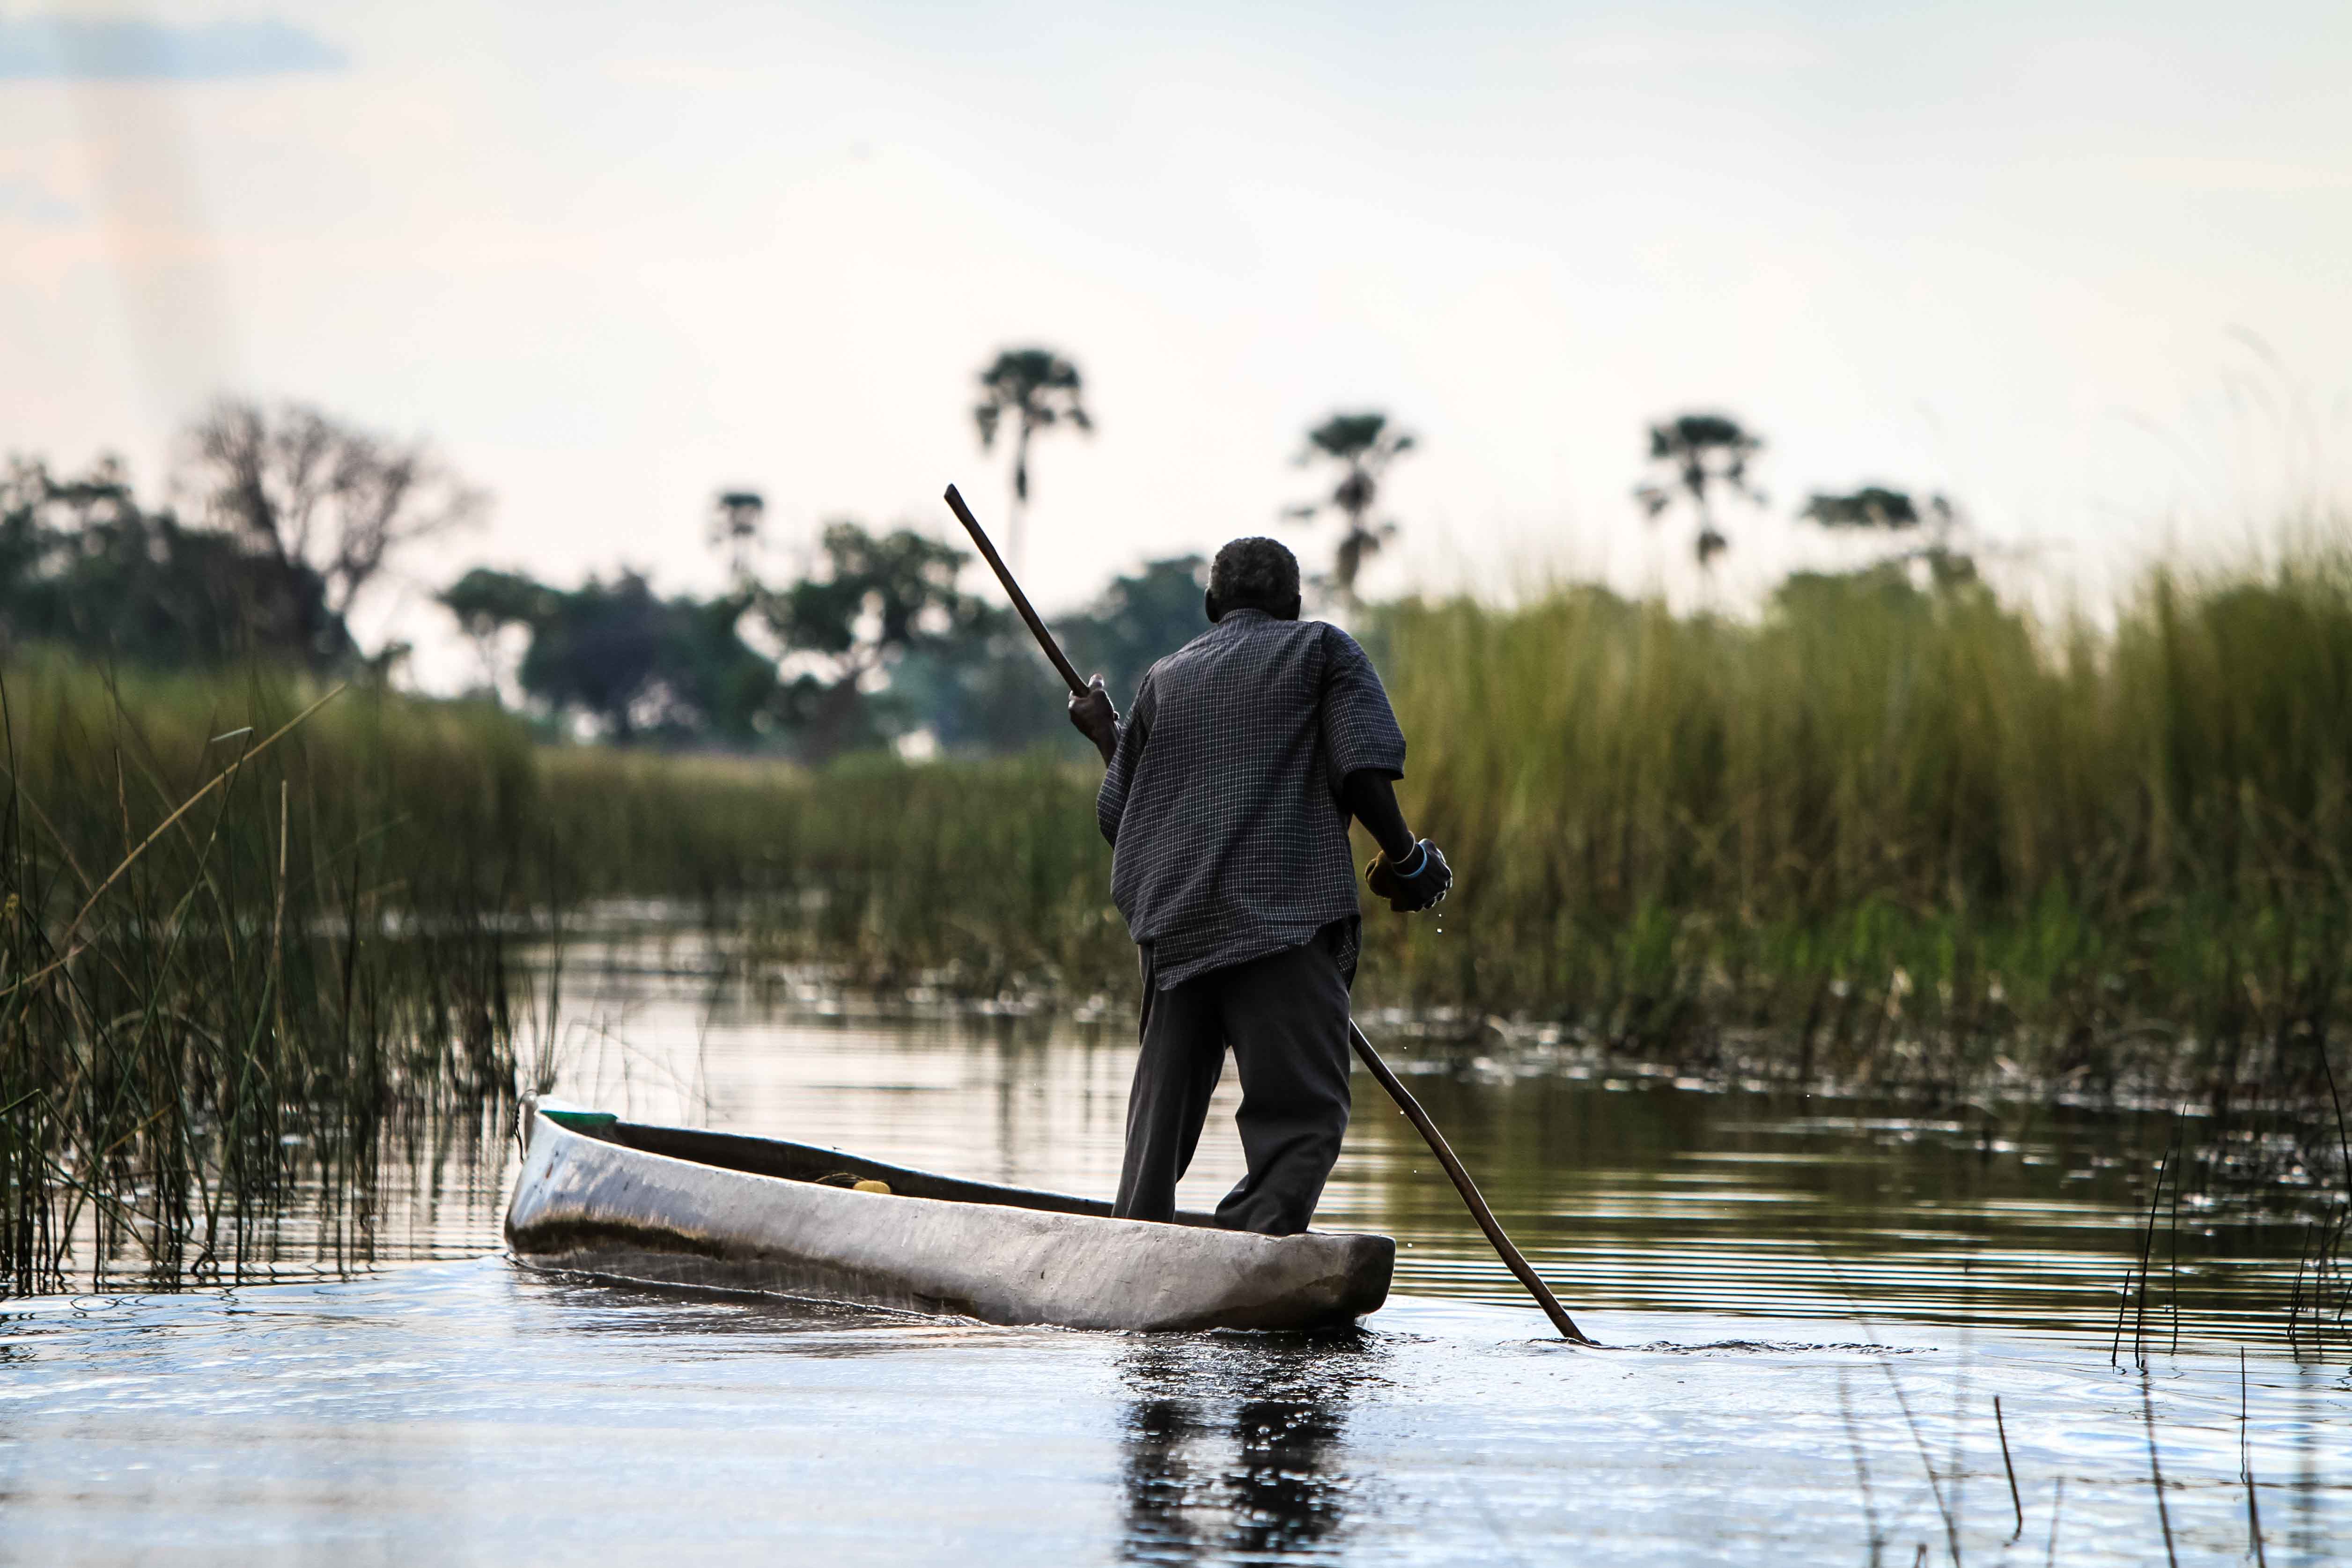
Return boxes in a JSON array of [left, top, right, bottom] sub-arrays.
[[1097, 609, 1407, 989]]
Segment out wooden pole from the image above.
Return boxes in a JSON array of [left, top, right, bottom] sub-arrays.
[[943, 481, 1593, 1344], [1350, 1021, 1591, 1342], [944, 484, 1084, 695]]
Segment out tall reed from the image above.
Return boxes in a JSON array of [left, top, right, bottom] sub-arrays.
[[1366, 551, 2352, 1088], [532, 744, 1121, 988], [8, 537, 2349, 1169], [0, 655, 523, 1293]]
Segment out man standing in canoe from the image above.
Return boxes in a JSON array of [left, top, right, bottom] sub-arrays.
[[1065, 537, 1452, 1236]]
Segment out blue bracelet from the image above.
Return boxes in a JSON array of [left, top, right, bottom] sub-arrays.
[[1393, 841, 1428, 878]]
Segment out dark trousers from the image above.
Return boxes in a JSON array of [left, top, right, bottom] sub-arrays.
[[1113, 924, 1355, 1237]]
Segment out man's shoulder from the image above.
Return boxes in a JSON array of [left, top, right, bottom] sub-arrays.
[[1139, 628, 1212, 686], [1310, 618, 1369, 657], [1145, 614, 1355, 688], [1296, 618, 1378, 679]]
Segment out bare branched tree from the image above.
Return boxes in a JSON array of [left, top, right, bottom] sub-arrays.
[[1285, 411, 1415, 603], [181, 399, 487, 622]]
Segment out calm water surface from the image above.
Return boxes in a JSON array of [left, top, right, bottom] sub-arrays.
[[4, 945, 2346, 1562]]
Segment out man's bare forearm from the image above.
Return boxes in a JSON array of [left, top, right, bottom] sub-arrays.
[[1340, 770, 1415, 861]]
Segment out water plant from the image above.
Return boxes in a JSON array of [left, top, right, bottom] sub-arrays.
[[0, 656, 523, 1293], [1364, 545, 2352, 1098]]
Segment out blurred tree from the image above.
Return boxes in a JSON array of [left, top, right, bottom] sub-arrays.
[[1799, 486, 1925, 531], [0, 454, 351, 668], [182, 399, 487, 629], [892, 554, 1212, 758], [1060, 554, 1209, 707], [439, 562, 553, 699], [441, 521, 988, 758], [1635, 412, 1765, 567], [439, 568, 774, 744], [758, 521, 988, 760], [892, 605, 1068, 755], [1286, 412, 1415, 603], [1800, 485, 1978, 591], [972, 347, 1091, 571], [708, 489, 766, 582]]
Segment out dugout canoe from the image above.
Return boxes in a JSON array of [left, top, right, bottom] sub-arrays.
[[504, 1100, 1394, 1332]]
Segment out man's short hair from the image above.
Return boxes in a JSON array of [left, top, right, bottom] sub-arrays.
[[1210, 537, 1300, 612]]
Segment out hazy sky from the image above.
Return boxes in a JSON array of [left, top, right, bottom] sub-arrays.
[[4, 1, 2348, 681]]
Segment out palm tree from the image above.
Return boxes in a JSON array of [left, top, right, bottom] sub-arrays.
[[1286, 412, 1416, 603], [1633, 412, 1765, 567], [707, 489, 766, 582], [972, 347, 1092, 571]]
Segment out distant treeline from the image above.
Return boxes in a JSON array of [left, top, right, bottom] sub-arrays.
[[7, 540, 2349, 1102], [438, 524, 1205, 759], [1, 404, 479, 676], [0, 409, 1208, 762], [5, 398, 1974, 771]]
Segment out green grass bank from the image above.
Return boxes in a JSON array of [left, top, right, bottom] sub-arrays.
[[10, 544, 2352, 1110], [1367, 557, 2352, 1094], [0, 656, 527, 1290]]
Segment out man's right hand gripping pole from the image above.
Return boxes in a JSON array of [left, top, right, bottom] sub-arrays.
[[1069, 673, 1118, 766]]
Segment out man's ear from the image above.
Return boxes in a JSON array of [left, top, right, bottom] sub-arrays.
[[1203, 589, 1222, 624]]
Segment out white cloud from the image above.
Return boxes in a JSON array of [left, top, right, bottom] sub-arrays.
[[2123, 155, 2352, 193], [0, 170, 77, 223], [0, 16, 346, 82], [1550, 30, 1821, 72]]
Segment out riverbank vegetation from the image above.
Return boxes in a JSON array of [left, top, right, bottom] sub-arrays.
[[1369, 546, 2352, 1092], [9, 537, 2350, 1067], [11, 356, 2346, 1325], [0, 655, 552, 1292], [7, 534, 2352, 1288]]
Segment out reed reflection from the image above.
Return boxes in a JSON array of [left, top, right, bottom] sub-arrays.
[[1116, 1332, 1375, 1563]]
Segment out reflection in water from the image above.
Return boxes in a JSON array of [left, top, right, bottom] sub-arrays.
[[0, 1260, 2344, 1566], [1117, 1333, 1374, 1562], [523, 1270, 945, 1344], [56, 943, 2333, 1347], [536, 972, 2329, 1344]]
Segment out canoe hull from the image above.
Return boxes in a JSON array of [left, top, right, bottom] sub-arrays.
[[504, 1111, 1393, 1332]]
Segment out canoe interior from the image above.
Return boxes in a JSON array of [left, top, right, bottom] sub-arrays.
[[562, 1115, 1226, 1230]]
